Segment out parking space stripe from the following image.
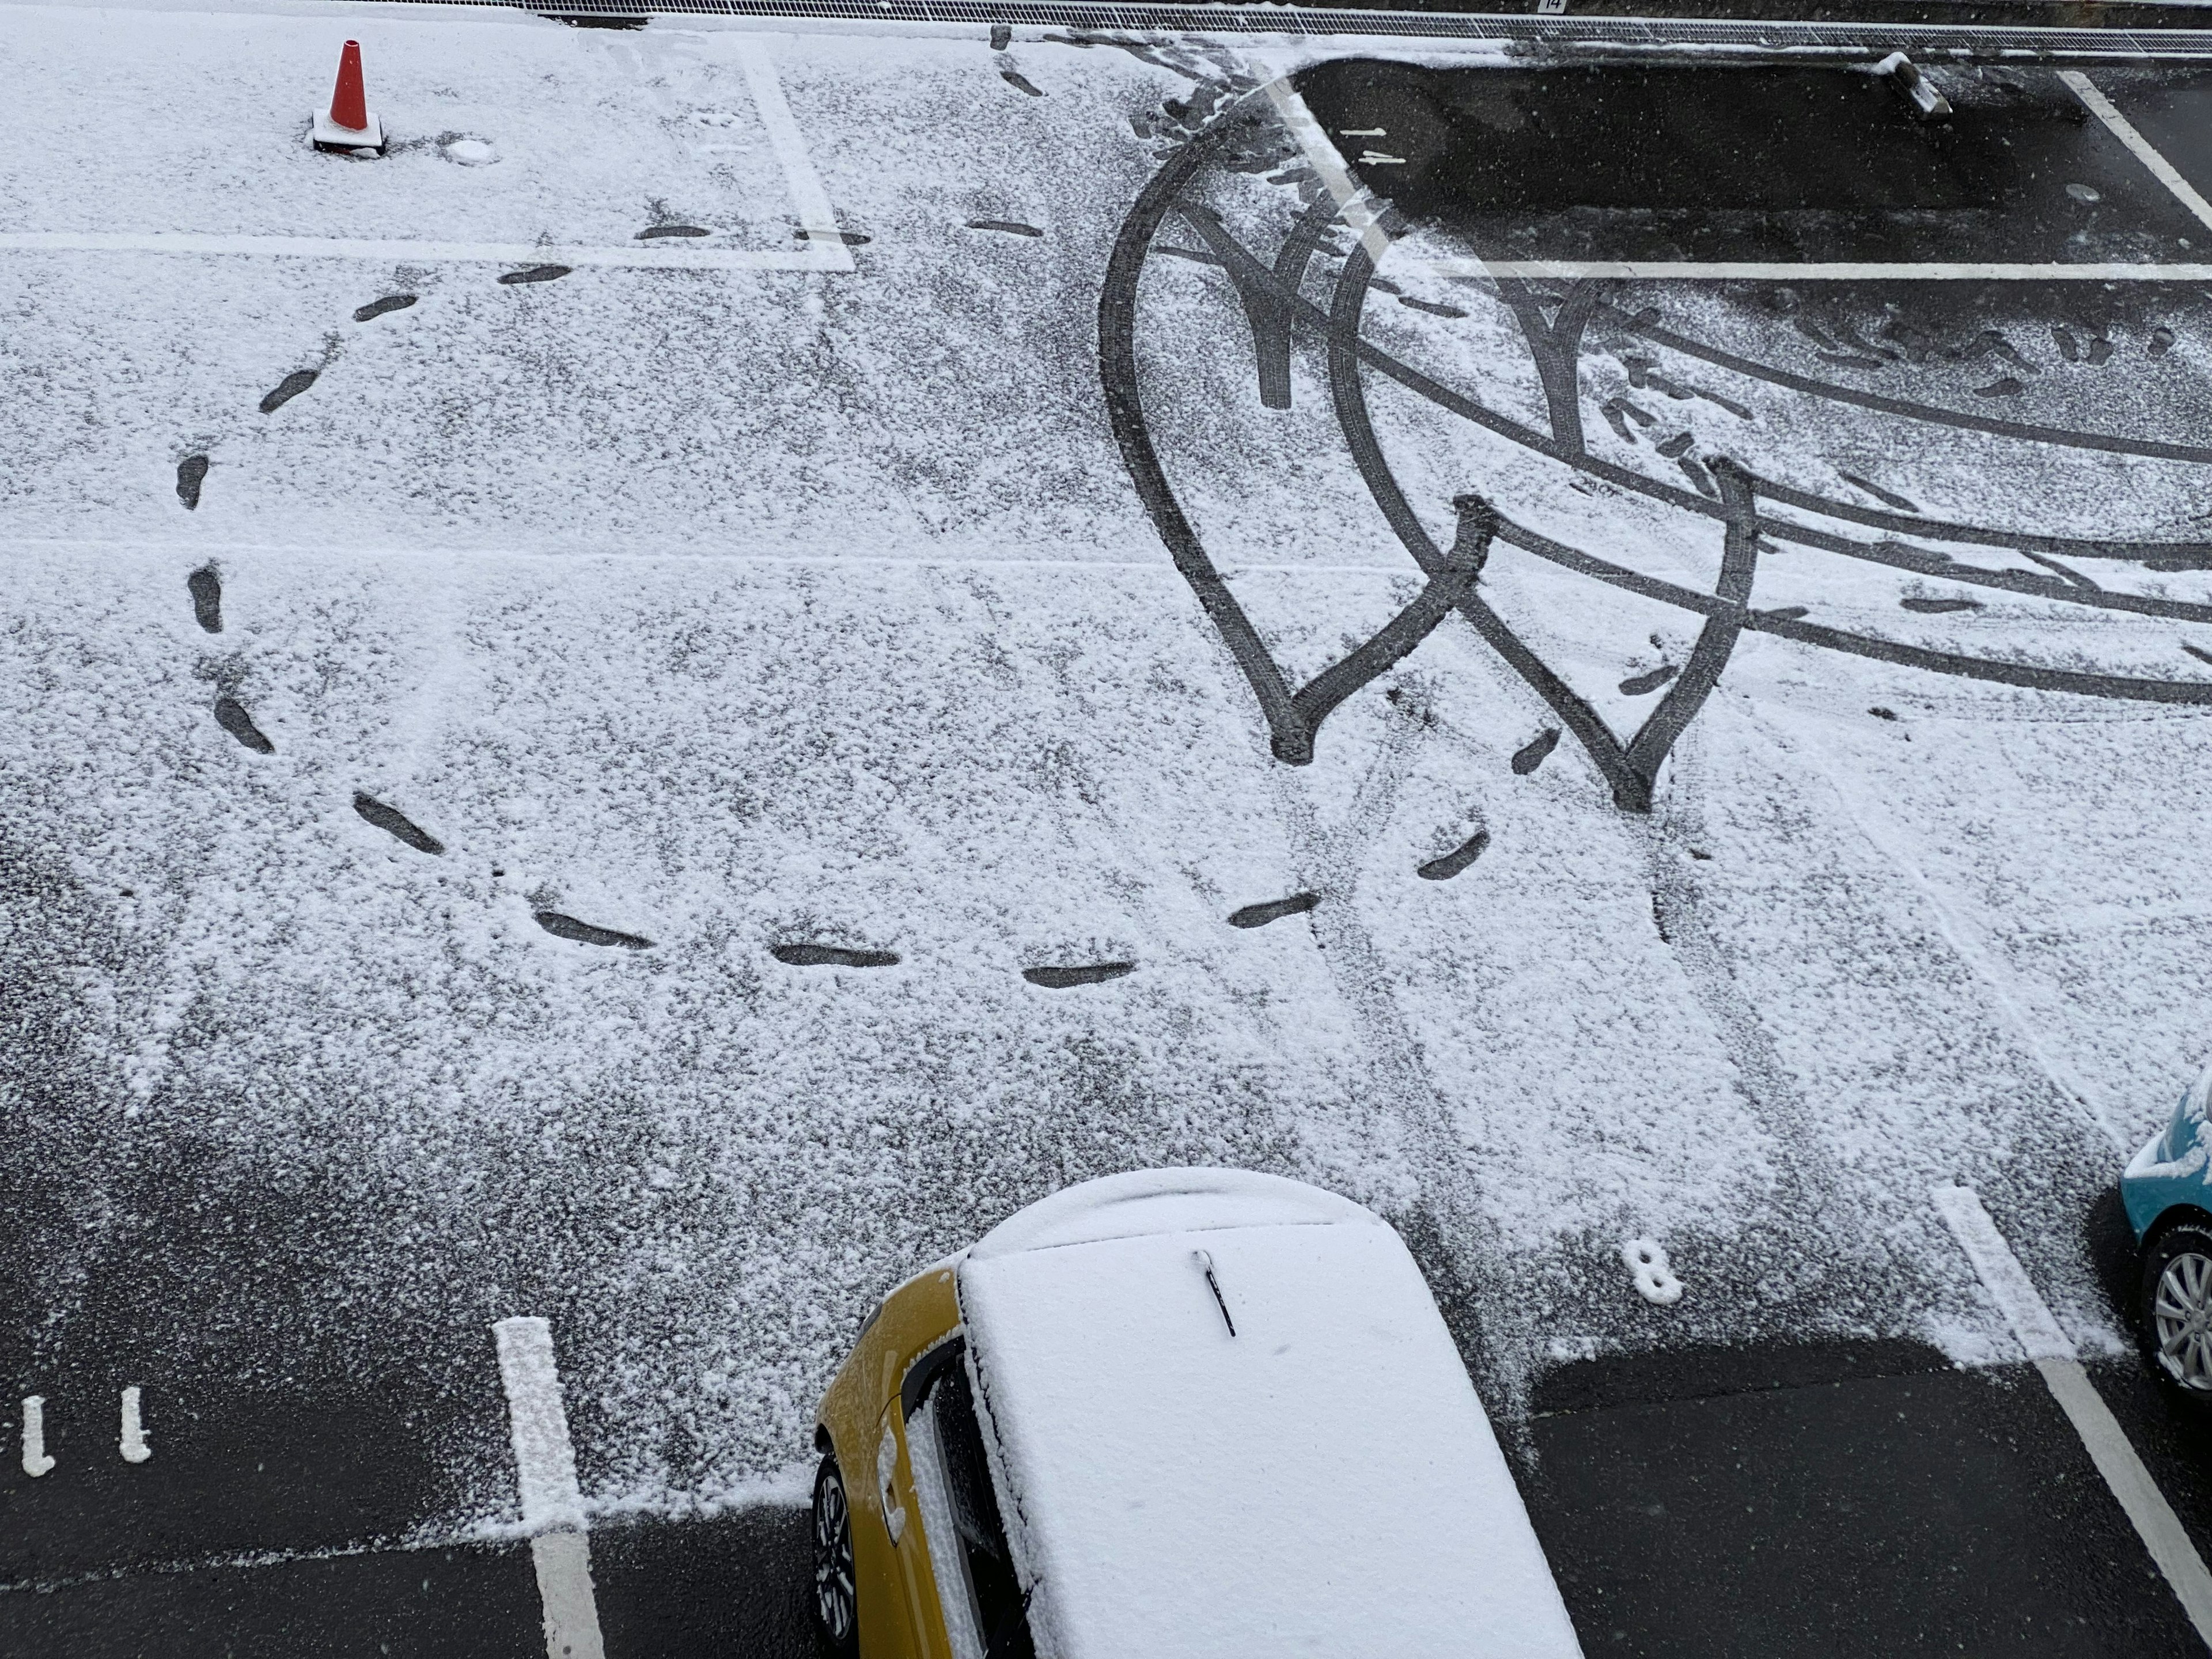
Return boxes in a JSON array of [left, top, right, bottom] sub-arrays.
[[1259, 70, 1395, 270], [1414, 259, 2212, 281], [2062, 72, 2212, 239], [1933, 1184, 2212, 1653], [0, 233, 848, 271], [0, 43, 851, 277], [737, 39, 859, 272], [20, 1395, 54, 1478], [494, 1317, 607, 1659]]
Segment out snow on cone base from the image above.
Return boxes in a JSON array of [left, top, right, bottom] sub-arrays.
[[313, 40, 384, 153]]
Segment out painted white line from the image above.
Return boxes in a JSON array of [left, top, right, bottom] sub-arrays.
[[1931, 1184, 2077, 1358], [528, 1529, 604, 1658], [738, 38, 858, 274], [1260, 71, 1396, 270], [2062, 71, 2212, 238], [118, 1386, 151, 1464], [1411, 257, 2212, 281], [21, 1396, 54, 1478], [1933, 1184, 2212, 1650], [494, 1317, 606, 1659], [0, 232, 845, 271], [0, 44, 850, 276]]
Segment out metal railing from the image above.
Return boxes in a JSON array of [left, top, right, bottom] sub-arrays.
[[468, 0, 2212, 59]]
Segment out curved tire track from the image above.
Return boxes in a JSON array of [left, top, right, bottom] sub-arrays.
[[1107, 120, 2212, 812]]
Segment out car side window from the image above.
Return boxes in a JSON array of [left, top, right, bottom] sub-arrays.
[[909, 1341, 1036, 1659]]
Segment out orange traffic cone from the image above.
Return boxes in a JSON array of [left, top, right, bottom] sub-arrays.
[[312, 40, 385, 153]]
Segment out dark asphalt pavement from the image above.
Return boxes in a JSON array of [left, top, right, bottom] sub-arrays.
[[14, 1341, 2212, 1657]]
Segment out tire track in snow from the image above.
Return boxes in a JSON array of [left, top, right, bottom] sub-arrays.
[[1275, 707, 1530, 1388], [1741, 696, 2125, 1156]]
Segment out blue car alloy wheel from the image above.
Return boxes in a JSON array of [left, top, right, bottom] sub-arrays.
[[2142, 1222, 2212, 1400]]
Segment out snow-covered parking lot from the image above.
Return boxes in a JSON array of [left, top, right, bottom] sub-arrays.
[[12, 1, 2212, 1651]]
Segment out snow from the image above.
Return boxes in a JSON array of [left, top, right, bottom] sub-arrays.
[[1, 2, 2208, 1533], [958, 1169, 1584, 1659]]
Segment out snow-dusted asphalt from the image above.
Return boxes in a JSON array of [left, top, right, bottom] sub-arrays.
[[12, 2, 2212, 1651]]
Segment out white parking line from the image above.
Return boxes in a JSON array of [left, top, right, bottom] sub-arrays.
[[0, 42, 853, 276], [0, 232, 847, 271], [1260, 71, 1396, 270], [1933, 1184, 2212, 1652], [2063, 71, 2212, 238], [738, 39, 858, 271], [119, 1385, 151, 1464], [1412, 259, 2212, 282], [494, 1316, 607, 1659], [20, 1396, 54, 1478]]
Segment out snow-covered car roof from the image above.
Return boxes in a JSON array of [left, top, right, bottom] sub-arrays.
[[957, 1168, 1584, 1659]]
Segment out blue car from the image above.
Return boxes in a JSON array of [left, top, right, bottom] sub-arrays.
[[2123, 1062, 2212, 1400]]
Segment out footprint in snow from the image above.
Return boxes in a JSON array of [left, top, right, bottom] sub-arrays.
[[1512, 729, 1560, 775], [354, 792, 445, 855], [213, 696, 274, 753], [1227, 893, 1318, 929], [354, 294, 416, 323], [1024, 963, 1134, 988], [1416, 830, 1490, 882], [187, 564, 222, 633], [499, 265, 572, 286], [967, 220, 1044, 238], [535, 911, 652, 949], [770, 943, 900, 968], [259, 370, 318, 414], [176, 454, 210, 510]]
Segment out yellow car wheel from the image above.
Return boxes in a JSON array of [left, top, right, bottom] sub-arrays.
[[811, 1450, 860, 1657]]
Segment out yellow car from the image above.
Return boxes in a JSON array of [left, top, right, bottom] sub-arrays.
[[809, 1167, 1584, 1659]]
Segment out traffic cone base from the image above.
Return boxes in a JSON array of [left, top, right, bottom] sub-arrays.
[[313, 40, 385, 154], [312, 107, 385, 153]]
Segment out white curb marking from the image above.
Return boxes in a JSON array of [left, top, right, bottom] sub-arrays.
[[1933, 1184, 2212, 1650], [21, 1396, 54, 1478], [494, 1317, 606, 1659], [118, 1386, 151, 1464], [2062, 72, 2212, 238]]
